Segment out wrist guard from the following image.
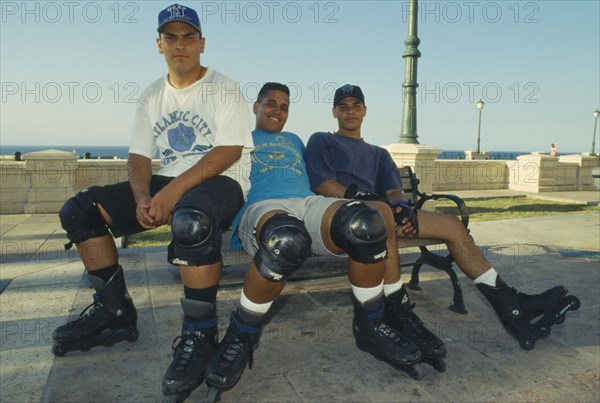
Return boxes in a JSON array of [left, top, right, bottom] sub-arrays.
[[391, 199, 419, 234], [344, 184, 384, 201]]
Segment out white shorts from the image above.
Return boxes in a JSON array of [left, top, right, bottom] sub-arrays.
[[238, 195, 347, 258]]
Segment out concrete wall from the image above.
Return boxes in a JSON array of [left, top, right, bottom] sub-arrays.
[[1, 149, 598, 214], [0, 150, 159, 214], [432, 160, 508, 191], [429, 154, 598, 193]]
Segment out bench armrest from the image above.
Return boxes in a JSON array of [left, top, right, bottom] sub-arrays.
[[414, 192, 470, 229]]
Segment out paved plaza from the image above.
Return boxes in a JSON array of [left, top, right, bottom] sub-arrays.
[[1, 191, 598, 402]]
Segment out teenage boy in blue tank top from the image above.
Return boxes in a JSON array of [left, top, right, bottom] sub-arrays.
[[305, 84, 580, 356], [203, 82, 430, 395]]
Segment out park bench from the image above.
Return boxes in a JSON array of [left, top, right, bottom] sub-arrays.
[[123, 167, 471, 314], [220, 166, 471, 314]]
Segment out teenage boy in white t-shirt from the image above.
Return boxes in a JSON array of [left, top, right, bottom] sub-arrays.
[[53, 4, 253, 401]]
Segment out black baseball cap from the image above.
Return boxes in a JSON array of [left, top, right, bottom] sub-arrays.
[[333, 84, 365, 106]]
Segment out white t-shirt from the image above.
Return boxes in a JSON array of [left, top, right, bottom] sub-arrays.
[[129, 68, 253, 196]]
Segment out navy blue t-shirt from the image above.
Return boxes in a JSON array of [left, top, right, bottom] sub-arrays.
[[305, 132, 402, 195]]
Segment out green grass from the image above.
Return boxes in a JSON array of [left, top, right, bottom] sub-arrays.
[[127, 225, 172, 247], [435, 196, 599, 223], [126, 197, 599, 247]]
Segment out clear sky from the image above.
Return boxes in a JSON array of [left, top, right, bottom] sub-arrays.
[[1, 0, 599, 153]]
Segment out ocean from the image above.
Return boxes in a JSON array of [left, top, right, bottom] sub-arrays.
[[0, 145, 569, 161], [0, 145, 131, 159]]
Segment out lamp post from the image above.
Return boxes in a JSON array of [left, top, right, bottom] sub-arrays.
[[476, 99, 485, 153], [399, 0, 421, 144], [592, 109, 600, 155]]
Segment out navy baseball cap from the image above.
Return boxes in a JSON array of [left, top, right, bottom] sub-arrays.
[[333, 84, 365, 106], [157, 4, 202, 34]]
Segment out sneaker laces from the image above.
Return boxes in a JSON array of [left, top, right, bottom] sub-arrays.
[[170, 332, 206, 372], [65, 294, 103, 328], [218, 329, 255, 370], [391, 301, 438, 343], [373, 320, 413, 348], [367, 306, 413, 349]]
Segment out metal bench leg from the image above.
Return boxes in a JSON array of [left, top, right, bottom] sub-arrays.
[[407, 263, 423, 291], [443, 264, 468, 314], [420, 248, 468, 314]]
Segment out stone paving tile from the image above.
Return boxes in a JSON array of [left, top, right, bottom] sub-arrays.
[[0, 211, 598, 402]]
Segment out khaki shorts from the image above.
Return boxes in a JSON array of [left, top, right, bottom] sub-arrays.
[[238, 195, 347, 258]]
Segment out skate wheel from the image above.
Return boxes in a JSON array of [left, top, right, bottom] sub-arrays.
[[433, 359, 446, 373], [408, 363, 424, 380], [52, 344, 66, 357], [519, 338, 535, 350], [127, 329, 139, 342], [163, 391, 191, 403], [204, 386, 222, 403], [555, 315, 566, 325], [163, 394, 181, 403], [540, 327, 551, 337], [570, 296, 581, 310]]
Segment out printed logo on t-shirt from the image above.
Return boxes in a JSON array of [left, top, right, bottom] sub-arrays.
[[251, 135, 302, 176], [168, 123, 195, 152], [153, 111, 212, 138], [153, 110, 214, 166]]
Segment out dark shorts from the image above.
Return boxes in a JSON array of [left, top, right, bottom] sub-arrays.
[[87, 175, 243, 238]]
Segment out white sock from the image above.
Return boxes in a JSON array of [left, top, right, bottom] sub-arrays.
[[240, 289, 272, 314], [473, 268, 498, 287], [383, 279, 403, 296], [351, 281, 384, 304]]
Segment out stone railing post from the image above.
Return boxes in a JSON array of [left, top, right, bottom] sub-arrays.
[[383, 144, 440, 209], [0, 159, 28, 214], [464, 150, 489, 160], [559, 153, 600, 191], [509, 152, 561, 192], [23, 150, 79, 214]]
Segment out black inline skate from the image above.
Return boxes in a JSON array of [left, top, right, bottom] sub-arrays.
[[162, 298, 218, 403], [204, 310, 262, 402], [352, 296, 423, 380], [385, 285, 447, 372], [477, 276, 580, 350], [52, 266, 138, 356]]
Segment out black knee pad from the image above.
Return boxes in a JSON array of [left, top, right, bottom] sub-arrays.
[[168, 206, 221, 266], [59, 188, 109, 247], [330, 201, 387, 263], [254, 213, 312, 281]]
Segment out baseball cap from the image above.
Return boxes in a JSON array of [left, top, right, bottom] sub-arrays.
[[157, 4, 202, 34], [333, 84, 365, 106]]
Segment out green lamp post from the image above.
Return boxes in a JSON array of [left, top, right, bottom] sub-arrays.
[[399, 0, 421, 144], [476, 99, 485, 153], [592, 109, 600, 154]]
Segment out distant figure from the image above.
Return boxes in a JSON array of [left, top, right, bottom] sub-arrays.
[[550, 143, 558, 157]]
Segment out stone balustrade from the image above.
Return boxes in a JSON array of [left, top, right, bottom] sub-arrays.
[[1, 150, 159, 214], [0, 148, 598, 214]]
